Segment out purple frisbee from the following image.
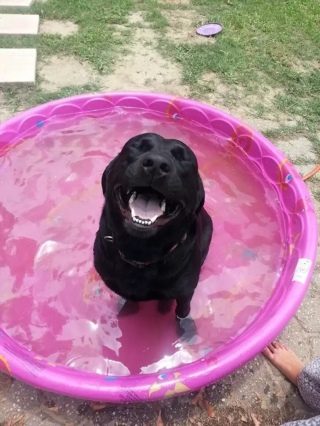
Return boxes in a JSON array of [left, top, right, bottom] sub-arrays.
[[196, 22, 223, 37]]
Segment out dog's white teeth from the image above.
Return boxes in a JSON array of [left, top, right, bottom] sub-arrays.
[[133, 216, 152, 226], [160, 199, 166, 213], [129, 191, 137, 205]]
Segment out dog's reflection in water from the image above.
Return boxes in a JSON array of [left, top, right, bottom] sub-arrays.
[[117, 298, 198, 348], [105, 297, 199, 374]]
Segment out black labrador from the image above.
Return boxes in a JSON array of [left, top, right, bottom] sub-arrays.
[[94, 133, 213, 319]]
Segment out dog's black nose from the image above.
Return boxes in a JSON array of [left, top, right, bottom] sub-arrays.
[[141, 154, 171, 176]]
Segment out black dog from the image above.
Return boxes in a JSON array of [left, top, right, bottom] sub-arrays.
[[94, 133, 213, 319]]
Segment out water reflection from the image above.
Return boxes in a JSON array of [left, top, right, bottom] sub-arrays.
[[0, 110, 283, 375]]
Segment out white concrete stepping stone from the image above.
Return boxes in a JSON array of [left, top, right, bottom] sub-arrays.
[[0, 0, 35, 7], [0, 49, 37, 85], [0, 14, 39, 34]]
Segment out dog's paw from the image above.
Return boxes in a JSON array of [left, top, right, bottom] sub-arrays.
[[176, 315, 198, 345], [175, 303, 191, 320]]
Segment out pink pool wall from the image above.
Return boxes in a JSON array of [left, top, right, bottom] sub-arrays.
[[0, 92, 318, 402]]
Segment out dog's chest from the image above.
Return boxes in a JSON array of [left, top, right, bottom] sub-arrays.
[[107, 261, 178, 300]]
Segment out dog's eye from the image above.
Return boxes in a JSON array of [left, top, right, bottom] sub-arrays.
[[171, 147, 186, 162]]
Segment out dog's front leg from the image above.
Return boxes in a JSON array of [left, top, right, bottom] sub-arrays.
[[175, 292, 194, 319], [175, 292, 197, 344]]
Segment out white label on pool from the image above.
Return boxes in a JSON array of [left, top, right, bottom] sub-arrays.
[[293, 258, 312, 284]]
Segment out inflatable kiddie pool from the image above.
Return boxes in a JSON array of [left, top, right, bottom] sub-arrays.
[[0, 92, 317, 402]]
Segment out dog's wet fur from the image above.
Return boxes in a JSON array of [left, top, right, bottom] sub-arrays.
[[94, 133, 213, 319]]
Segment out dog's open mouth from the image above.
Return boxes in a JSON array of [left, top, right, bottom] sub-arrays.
[[116, 186, 182, 227]]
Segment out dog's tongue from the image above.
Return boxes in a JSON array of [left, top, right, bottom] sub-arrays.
[[130, 193, 163, 220]]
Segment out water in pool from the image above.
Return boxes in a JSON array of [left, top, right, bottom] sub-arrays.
[[0, 109, 284, 376]]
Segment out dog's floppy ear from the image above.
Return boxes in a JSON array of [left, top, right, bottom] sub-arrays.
[[101, 167, 108, 197], [101, 158, 117, 197], [195, 174, 205, 215]]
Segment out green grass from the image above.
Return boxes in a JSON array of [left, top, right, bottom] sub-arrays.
[[0, 0, 319, 154], [0, 0, 134, 72], [145, 9, 168, 30], [263, 123, 305, 141], [0, 0, 133, 111], [1, 83, 101, 113], [153, 0, 320, 147]]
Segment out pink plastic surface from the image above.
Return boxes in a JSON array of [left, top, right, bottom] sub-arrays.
[[0, 92, 317, 402]]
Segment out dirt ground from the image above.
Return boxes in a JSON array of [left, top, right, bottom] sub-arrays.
[[0, 4, 319, 426]]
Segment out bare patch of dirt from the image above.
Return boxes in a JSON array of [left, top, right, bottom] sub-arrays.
[[100, 26, 189, 96], [202, 72, 229, 95], [0, 92, 26, 123], [275, 137, 317, 162], [107, 23, 129, 37], [39, 56, 98, 91], [127, 11, 146, 25], [0, 92, 13, 123], [110, 12, 149, 33], [296, 164, 320, 180], [109, 12, 149, 37], [205, 99, 295, 132], [203, 72, 284, 109], [40, 20, 78, 37], [200, 72, 298, 131], [291, 59, 320, 73], [38, 12, 188, 96], [162, 10, 211, 44]]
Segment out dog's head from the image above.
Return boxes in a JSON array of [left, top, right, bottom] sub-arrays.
[[102, 133, 204, 238]]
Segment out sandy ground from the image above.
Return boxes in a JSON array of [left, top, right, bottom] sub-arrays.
[[0, 9, 319, 426], [39, 20, 78, 37]]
